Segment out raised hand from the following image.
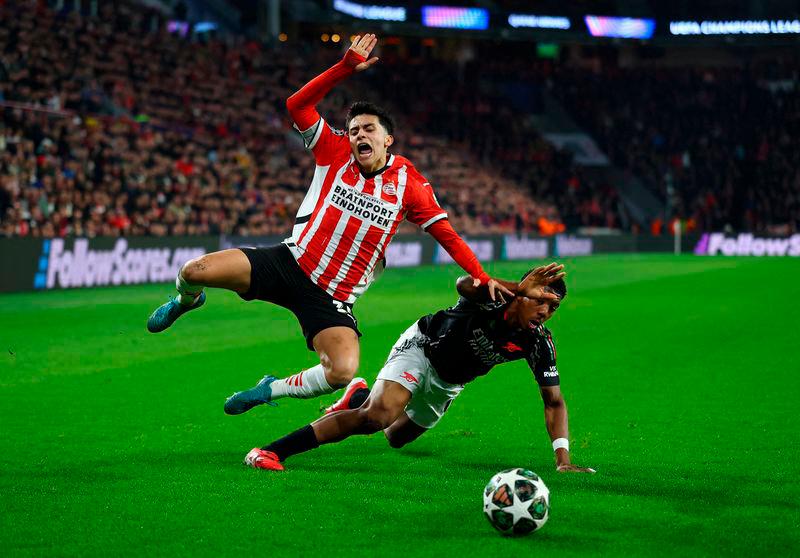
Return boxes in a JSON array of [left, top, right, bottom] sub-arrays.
[[345, 33, 379, 72], [472, 277, 516, 303], [488, 278, 515, 303], [518, 263, 565, 300]]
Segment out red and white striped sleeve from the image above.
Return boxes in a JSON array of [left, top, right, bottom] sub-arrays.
[[286, 51, 363, 165], [296, 118, 350, 166], [402, 170, 448, 230]]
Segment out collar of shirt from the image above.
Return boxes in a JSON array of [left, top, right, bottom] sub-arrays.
[[350, 154, 395, 179]]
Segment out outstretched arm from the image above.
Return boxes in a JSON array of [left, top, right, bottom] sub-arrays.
[[427, 219, 513, 302], [540, 386, 595, 473], [286, 34, 379, 130], [456, 274, 517, 304], [454, 262, 566, 304]]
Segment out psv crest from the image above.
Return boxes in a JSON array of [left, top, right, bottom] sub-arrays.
[[382, 182, 396, 196]]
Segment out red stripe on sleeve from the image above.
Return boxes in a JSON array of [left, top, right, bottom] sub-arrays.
[[286, 51, 366, 130]]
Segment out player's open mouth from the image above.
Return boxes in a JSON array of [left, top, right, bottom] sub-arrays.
[[357, 143, 373, 157]]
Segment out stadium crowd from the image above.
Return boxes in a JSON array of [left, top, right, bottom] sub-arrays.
[[0, 2, 569, 239], [550, 57, 800, 235], [1, 2, 797, 239], [370, 50, 629, 232]]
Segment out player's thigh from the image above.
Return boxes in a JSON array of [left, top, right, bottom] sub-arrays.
[[385, 412, 428, 448], [313, 326, 360, 384], [403, 374, 463, 430], [362, 379, 413, 427], [181, 249, 251, 293], [375, 321, 429, 395]]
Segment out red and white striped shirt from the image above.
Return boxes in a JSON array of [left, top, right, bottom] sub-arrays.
[[285, 118, 447, 303]]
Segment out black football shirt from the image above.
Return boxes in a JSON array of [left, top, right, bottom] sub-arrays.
[[416, 297, 560, 386]]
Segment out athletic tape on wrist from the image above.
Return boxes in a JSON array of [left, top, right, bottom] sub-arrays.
[[552, 437, 569, 452]]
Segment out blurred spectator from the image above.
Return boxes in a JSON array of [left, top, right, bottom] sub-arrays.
[[551, 57, 800, 234], [8, 2, 795, 239], [0, 2, 565, 238]]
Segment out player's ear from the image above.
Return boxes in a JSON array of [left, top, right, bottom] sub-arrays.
[[384, 134, 394, 148]]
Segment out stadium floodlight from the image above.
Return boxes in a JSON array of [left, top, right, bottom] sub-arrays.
[[333, 0, 407, 22], [669, 19, 800, 35], [508, 14, 571, 30], [584, 15, 655, 39], [421, 6, 489, 30]]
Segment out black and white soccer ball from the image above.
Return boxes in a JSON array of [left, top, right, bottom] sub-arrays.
[[483, 468, 550, 536]]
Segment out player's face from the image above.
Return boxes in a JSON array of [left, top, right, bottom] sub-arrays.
[[348, 114, 393, 172], [508, 294, 560, 328]]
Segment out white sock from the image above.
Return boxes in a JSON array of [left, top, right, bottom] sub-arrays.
[[175, 272, 203, 306], [270, 364, 336, 400]]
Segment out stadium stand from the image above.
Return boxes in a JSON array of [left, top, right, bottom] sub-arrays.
[[550, 59, 800, 234], [0, 2, 568, 238], [2, 2, 797, 238]]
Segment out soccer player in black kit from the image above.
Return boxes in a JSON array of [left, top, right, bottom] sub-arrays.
[[238, 263, 594, 474]]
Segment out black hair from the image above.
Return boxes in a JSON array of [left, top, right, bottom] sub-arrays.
[[345, 101, 395, 136], [520, 269, 567, 300]]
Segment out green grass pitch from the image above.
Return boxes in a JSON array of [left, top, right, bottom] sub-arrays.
[[1, 254, 799, 556]]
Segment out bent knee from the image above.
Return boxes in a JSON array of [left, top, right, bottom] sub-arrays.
[[181, 256, 211, 284], [322, 357, 359, 387], [359, 406, 395, 432]]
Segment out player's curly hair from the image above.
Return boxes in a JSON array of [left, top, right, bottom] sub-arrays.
[[345, 101, 395, 135], [520, 268, 567, 300]]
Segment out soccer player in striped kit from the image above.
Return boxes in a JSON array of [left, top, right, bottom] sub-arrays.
[[146, 34, 513, 411]]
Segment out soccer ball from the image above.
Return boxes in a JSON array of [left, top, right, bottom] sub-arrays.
[[483, 468, 550, 536]]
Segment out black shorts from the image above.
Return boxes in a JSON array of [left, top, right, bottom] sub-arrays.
[[238, 244, 361, 351]]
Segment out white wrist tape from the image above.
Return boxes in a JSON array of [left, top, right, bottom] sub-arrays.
[[552, 438, 569, 452]]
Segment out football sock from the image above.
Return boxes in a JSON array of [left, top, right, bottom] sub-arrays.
[[262, 424, 319, 461], [175, 272, 203, 306], [348, 388, 370, 409], [269, 364, 335, 400]]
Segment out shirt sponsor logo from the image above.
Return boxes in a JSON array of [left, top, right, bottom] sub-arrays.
[[330, 184, 398, 230], [37, 238, 207, 290], [468, 329, 509, 366], [695, 233, 800, 257], [543, 366, 559, 378]]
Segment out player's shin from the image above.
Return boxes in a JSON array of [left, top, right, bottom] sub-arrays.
[[176, 271, 204, 306], [262, 407, 371, 463], [262, 424, 320, 462], [269, 364, 336, 400]]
